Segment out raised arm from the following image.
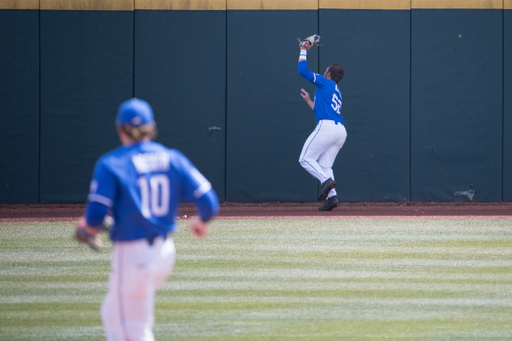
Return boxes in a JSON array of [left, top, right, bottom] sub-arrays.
[[297, 35, 321, 83], [298, 46, 316, 83]]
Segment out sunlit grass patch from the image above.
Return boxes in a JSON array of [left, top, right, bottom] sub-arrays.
[[1, 218, 511, 340]]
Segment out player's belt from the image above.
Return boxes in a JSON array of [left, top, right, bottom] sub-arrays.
[[146, 232, 168, 246], [319, 119, 344, 126]]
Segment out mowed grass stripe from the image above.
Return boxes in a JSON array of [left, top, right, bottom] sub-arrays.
[[1, 218, 511, 340]]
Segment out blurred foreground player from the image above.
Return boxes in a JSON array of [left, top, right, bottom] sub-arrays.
[[297, 35, 347, 211], [75, 98, 219, 341]]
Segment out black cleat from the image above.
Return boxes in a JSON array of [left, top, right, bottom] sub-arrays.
[[319, 196, 339, 211], [318, 178, 336, 202]]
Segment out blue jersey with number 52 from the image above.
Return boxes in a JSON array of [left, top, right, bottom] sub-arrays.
[[298, 60, 344, 125], [87, 141, 217, 242]]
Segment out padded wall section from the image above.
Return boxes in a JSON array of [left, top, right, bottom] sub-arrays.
[[40, 10, 133, 203], [0, 10, 39, 203], [320, 9, 411, 202], [411, 9, 503, 202], [227, 10, 318, 202], [134, 10, 226, 201], [505, 9, 512, 201]]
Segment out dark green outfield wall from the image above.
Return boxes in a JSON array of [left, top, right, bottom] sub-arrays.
[[320, 9, 411, 202], [0, 10, 39, 204], [227, 10, 319, 202], [505, 9, 512, 201], [39, 10, 133, 203], [0, 7, 510, 203], [134, 10, 227, 201], [411, 9, 503, 202]]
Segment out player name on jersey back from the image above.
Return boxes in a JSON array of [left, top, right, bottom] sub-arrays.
[[131, 152, 170, 174]]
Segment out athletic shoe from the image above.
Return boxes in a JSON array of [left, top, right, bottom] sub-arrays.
[[318, 178, 336, 201], [319, 196, 339, 211]]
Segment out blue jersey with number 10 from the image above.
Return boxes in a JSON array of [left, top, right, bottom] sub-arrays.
[[298, 60, 344, 125], [87, 141, 217, 242]]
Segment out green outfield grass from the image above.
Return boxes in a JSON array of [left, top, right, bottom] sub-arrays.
[[1, 218, 511, 340]]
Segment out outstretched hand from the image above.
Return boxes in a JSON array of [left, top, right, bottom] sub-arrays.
[[300, 88, 310, 101], [300, 88, 314, 110], [188, 216, 208, 238], [75, 216, 103, 251]]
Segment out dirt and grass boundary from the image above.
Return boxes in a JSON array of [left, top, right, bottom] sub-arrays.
[[2, 202, 512, 222]]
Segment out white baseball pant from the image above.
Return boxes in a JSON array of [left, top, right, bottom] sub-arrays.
[[101, 236, 176, 341], [299, 120, 347, 198]]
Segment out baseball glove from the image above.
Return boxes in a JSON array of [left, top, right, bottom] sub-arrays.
[[74, 216, 112, 251], [75, 227, 103, 251], [298, 34, 321, 49]]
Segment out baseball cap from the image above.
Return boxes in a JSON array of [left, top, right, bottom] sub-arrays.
[[116, 98, 154, 127]]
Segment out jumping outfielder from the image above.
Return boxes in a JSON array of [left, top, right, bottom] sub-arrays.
[[297, 35, 347, 211], [75, 98, 219, 341]]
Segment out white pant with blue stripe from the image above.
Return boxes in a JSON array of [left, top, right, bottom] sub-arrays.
[[101, 236, 176, 341], [299, 120, 347, 199]]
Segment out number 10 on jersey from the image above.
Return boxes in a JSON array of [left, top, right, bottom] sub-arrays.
[[137, 174, 170, 218]]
